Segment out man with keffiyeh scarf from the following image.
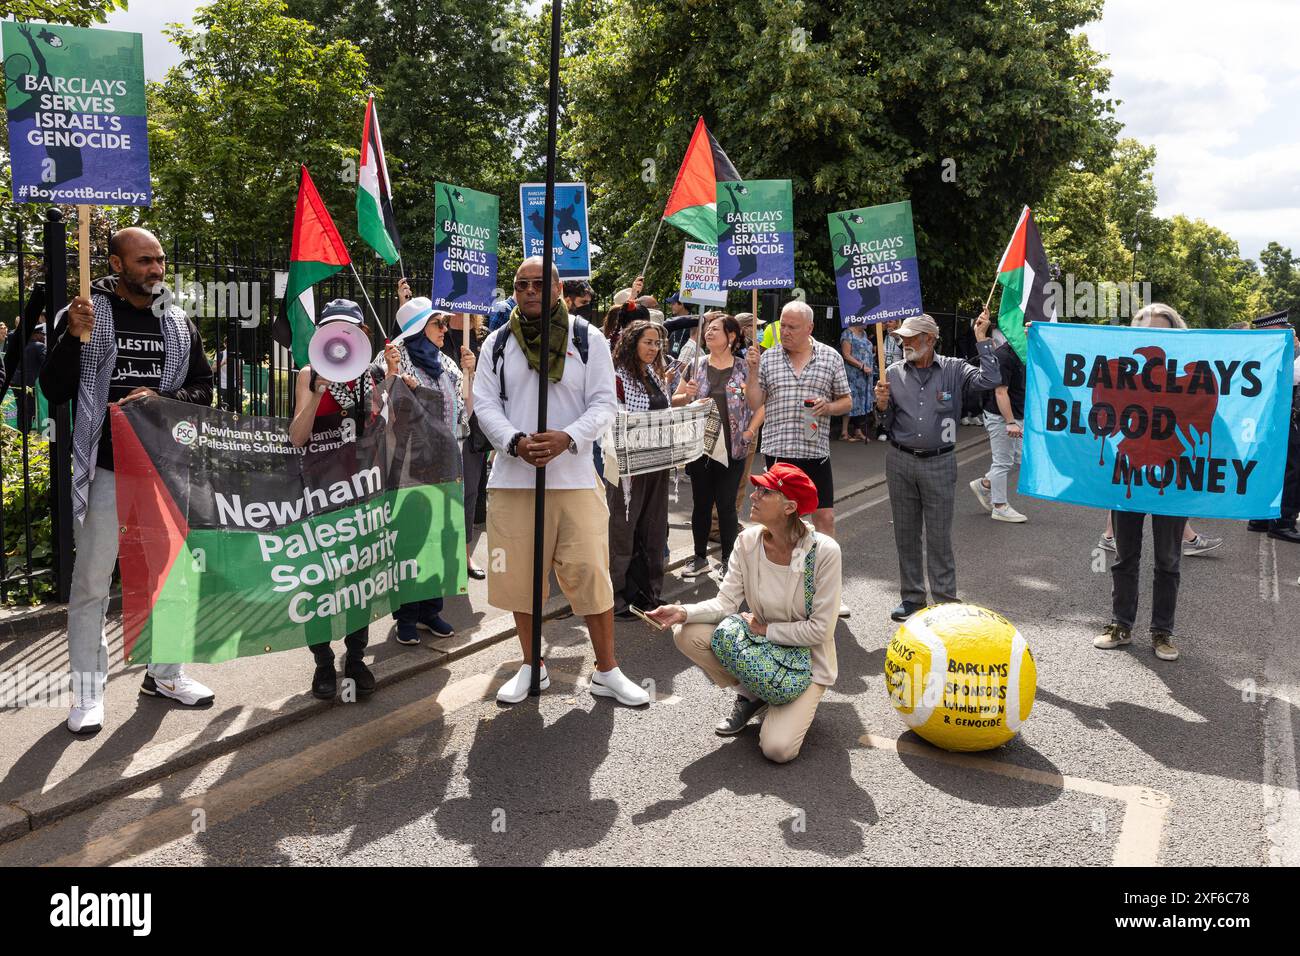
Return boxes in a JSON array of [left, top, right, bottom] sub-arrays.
[[472, 256, 650, 707], [41, 227, 216, 735]]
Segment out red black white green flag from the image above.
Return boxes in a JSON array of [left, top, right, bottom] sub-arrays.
[[994, 205, 1057, 362], [356, 94, 401, 265], [110, 381, 466, 664], [661, 117, 741, 244]]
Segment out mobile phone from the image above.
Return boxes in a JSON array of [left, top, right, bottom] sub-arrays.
[[628, 605, 666, 631]]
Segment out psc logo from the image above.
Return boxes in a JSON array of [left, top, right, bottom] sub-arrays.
[[172, 420, 198, 446]]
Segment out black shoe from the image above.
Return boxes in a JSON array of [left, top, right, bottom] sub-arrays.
[[467, 566, 487, 581], [343, 658, 376, 696], [1247, 520, 1271, 532], [1268, 524, 1300, 544], [311, 663, 337, 700], [715, 694, 768, 736], [890, 601, 924, 622]]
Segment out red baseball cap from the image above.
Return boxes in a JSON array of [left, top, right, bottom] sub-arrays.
[[751, 463, 819, 516]]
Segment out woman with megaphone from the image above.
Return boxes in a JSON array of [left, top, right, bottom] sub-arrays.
[[290, 298, 386, 701], [381, 291, 472, 647]]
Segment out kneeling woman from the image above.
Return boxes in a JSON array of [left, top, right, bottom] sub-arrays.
[[647, 464, 842, 763]]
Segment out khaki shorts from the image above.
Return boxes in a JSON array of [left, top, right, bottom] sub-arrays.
[[486, 483, 614, 616]]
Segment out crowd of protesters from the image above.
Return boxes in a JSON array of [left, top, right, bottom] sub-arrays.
[[22, 229, 1300, 766]]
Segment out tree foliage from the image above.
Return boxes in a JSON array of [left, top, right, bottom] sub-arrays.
[[563, 0, 1116, 308], [146, 0, 371, 251]]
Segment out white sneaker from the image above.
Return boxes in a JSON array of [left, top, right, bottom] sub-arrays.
[[496, 663, 548, 704], [589, 667, 650, 706], [991, 504, 1027, 523], [67, 698, 104, 734], [141, 672, 215, 706], [838, 602, 851, 618], [969, 478, 993, 512]]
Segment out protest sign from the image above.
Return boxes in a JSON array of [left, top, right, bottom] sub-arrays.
[[828, 200, 923, 326], [607, 402, 713, 480], [519, 182, 590, 279], [716, 179, 794, 289], [1020, 323, 1295, 519], [111, 381, 466, 664], [3, 21, 150, 206], [433, 182, 499, 315], [679, 241, 728, 307]]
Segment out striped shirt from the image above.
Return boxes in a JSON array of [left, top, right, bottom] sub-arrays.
[[758, 339, 851, 459]]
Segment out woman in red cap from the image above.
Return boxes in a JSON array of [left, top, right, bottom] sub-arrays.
[[648, 463, 843, 762]]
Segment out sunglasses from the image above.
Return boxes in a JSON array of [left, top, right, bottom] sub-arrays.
[[429, 317, 449, 330], [513, 279, 546, 291]]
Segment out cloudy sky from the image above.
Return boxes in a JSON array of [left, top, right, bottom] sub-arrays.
[[105, 0, 1297, 262]]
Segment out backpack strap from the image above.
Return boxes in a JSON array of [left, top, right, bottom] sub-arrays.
[[802, 532, 819, 619], [491, 316, 591, 403]]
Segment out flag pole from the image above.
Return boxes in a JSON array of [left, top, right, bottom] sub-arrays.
[[348, 261, 392, 339], [641, 216, 664, 282], [530, 0, 563, 698], [77, 206, 92, 343]]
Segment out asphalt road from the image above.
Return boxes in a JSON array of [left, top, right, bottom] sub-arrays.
[[3, 446, 1297, 866]]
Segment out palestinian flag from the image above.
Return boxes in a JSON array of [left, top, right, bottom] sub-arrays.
[[111, 382, 466, 664], [273, 166, 352, 367], [357, 94, 401, 265], [660, 117, 741, 243], [993, 206, 1056, 362]]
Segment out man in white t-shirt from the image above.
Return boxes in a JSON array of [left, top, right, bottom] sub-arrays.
[[473, 257, 650, 706]]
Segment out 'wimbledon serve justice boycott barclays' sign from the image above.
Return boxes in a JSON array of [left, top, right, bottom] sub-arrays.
[[2, 21, 151, 206]]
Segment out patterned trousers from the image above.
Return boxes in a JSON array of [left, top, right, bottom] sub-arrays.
[[885, 445, 958, 606]]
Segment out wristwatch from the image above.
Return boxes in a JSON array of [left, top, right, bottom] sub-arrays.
[[567, 436, 578, 454], [507, 432, 526, 457]]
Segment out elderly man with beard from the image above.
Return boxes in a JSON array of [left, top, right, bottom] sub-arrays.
[[473, 256, 650, 707], [41, 227, 216, 734], [875, 310, 998, 622]]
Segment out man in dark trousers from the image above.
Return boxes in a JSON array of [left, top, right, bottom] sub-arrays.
[[1248, 309, 1300, 543], [41, 227, 216, 734], [875, 310, 999, 621]]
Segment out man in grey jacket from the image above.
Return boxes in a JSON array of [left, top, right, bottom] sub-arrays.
[[875, 310, 999, 621]]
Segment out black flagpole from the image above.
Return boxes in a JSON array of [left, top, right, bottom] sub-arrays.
[[530, 0, 563, 697]]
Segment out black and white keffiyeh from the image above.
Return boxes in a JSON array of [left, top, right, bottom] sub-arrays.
[[57, 278, 191, 523]]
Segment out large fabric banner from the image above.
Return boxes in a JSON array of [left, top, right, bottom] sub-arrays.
[[519, 182, 590, 279], [111, 381, 467, 664], [828, 200, 923, 326], [716, 179, 794, 289], [2, 22, 151, 206], [607, 401, 713, 480], [1021, 323, 1295, 519], [433, 181, 499, 315]]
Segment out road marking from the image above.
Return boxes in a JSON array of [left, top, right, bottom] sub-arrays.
[[858, 732, 1171, 866], [1258, 535, 1280, 603]]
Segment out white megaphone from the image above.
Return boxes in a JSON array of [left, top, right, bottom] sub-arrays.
[[309, 299, 374, 382]]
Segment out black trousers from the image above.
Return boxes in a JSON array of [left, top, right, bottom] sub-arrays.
[[1281, 416, 1300, 524], [1111, 511, 1186, 634], [309, 628, 369, 666], [686, 454, 745, 564]]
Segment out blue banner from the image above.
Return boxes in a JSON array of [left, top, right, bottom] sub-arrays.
[[518, 182, 590, 280], [1021, 323, 1295, 519]]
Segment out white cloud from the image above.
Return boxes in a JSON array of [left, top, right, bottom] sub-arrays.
[[1087, 0, 1300, 260]]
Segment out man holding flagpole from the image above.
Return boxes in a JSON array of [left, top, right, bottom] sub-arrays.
[[472, 256, 649, 707]]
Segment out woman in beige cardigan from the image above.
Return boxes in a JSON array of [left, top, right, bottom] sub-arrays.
[[647, 463, 843, 763]]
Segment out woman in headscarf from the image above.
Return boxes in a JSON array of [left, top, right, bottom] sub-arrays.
[[383, 293, 473, 646]]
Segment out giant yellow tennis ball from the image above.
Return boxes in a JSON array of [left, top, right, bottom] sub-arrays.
[[884, 603, 1036, 752]]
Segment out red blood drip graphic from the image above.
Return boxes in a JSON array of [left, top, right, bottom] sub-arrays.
[[1092, 346, 1219, 486]]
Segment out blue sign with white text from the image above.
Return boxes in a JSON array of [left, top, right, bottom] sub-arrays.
[[1020, 323, 1294, 519]]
